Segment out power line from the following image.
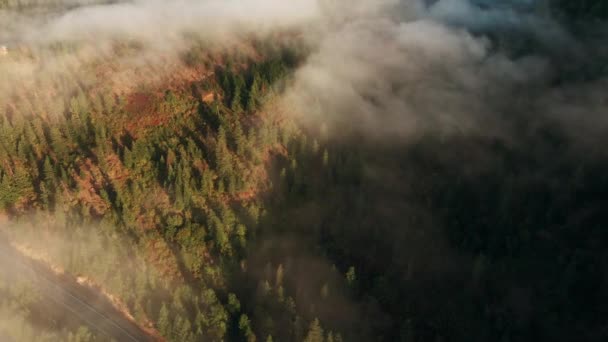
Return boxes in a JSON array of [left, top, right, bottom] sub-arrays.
[[0, 246, 148, 341]]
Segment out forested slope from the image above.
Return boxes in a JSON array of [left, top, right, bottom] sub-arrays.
[[0, 1, 608, 342], [0, 38, 333, 341]]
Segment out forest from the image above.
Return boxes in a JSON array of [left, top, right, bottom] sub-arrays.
[[0, 0, 607, 341]]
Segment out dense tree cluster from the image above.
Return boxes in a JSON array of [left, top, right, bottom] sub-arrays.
[[0, 47, 347, 341]]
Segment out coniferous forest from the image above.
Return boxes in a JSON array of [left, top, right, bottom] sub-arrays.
[[0, 1, 608, 341]]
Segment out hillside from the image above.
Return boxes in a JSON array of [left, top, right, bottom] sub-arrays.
[[1, 1, 608, 342]]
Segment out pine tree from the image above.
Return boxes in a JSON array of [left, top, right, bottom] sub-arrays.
[[221, 72, 232, 99], [40, 182, 50, 209], [201, 169, 214, 194], [231, 89, 242, 112], [50, 126, 68, 160], [176, 317, 193, 342], [0, 175, 12, 208], [231, 74, 246, 112], [236, 224, 247, 248], [276, 264, 284, 287], [43, 156, 55, 188], [239, 314, 256, 342], [323, 149, 329, 167], [304, 318, 324, 342], [346, 266, 356, 287], [233, 121, 246, 156], [227, 293, 241, 314], [215, 127, 233, 178], [71, 326, 93, 342], [247, 73, 261, 112], [158, 303, 171, 337]]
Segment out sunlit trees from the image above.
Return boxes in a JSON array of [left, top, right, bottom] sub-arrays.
[[0, 44, 361, 342]]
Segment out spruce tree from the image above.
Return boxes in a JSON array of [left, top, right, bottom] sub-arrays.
[[304, 318, 324, 342]]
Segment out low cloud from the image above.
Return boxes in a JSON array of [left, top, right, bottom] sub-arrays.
[[283, 0, 607, 147], [0, 0, 321, 105], [4, 0, 320, 44]]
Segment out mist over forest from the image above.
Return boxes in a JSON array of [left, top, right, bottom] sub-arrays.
[[0, 0, 607, 341]]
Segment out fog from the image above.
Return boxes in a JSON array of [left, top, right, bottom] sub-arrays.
[[2, 0, 319, 43], [3, 0, 603, 139], [284, 0, 608, 148], [1, 0, 608, 340], [0, 0, 321, 105]]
